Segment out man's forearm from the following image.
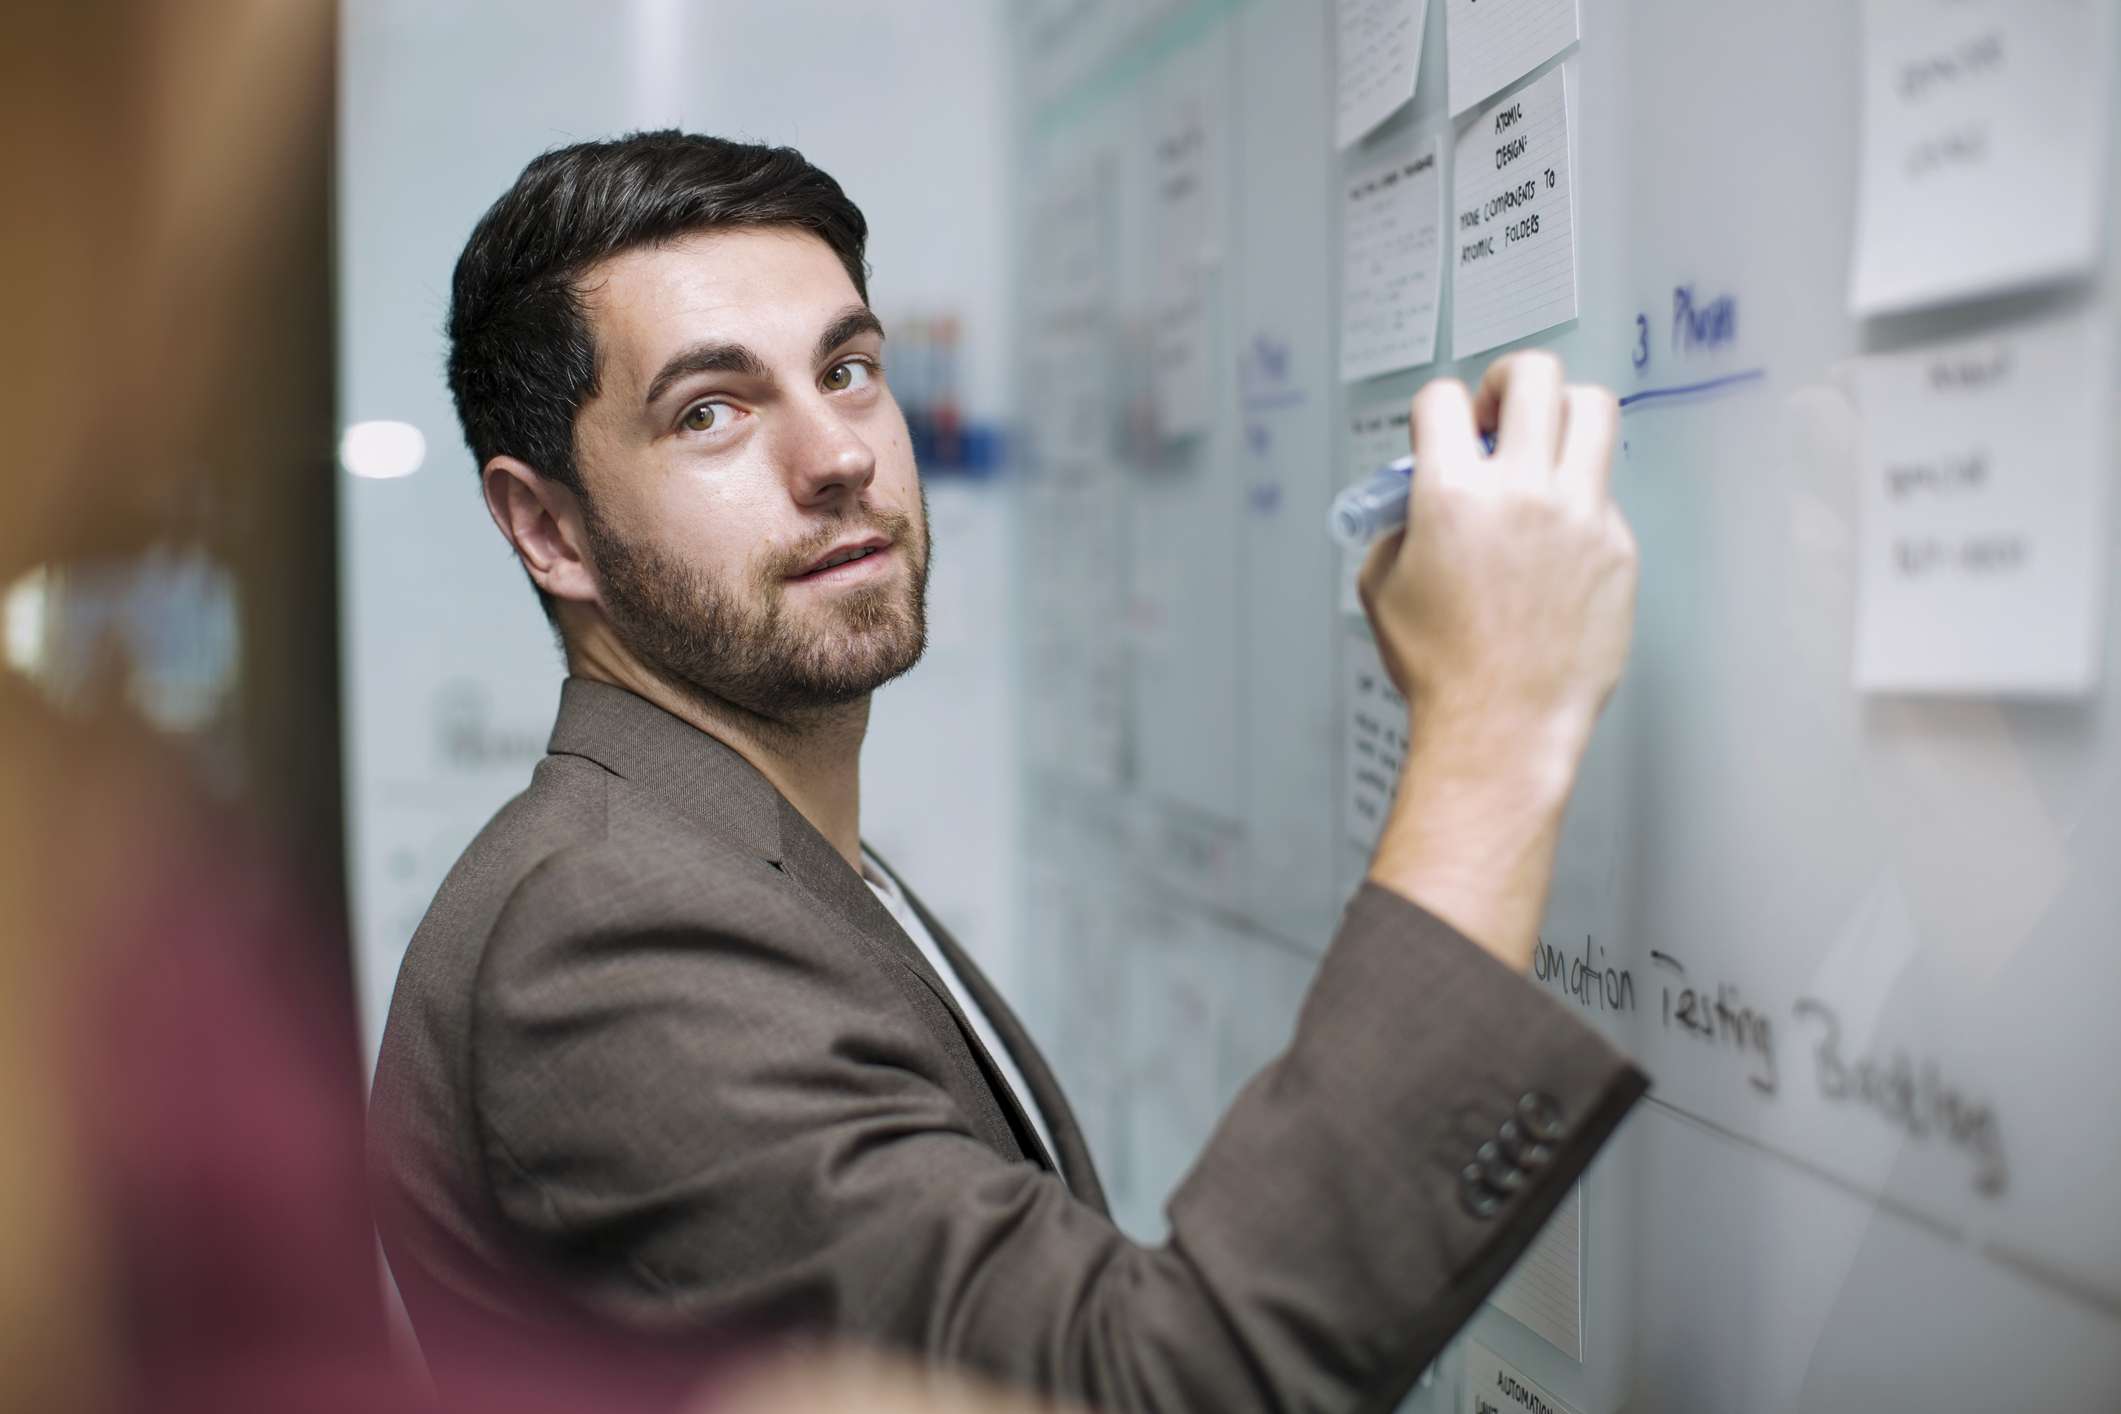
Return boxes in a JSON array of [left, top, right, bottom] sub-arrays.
[[1352, 358, 1633, 971], [1364, 704, 1588, 974]]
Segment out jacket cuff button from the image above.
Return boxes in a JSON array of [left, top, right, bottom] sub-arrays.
[[1517, 1090, 1566, 1143], [1497, 1118, 1552, 1171], [1476, 1140, 1527, 1193], [1458, 1163, 1503, 1219]]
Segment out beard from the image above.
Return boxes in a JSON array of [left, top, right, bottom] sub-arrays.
[[583, 489, 931, 721]]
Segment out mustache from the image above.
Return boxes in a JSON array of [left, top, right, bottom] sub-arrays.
[[769, 505, 920, 580]]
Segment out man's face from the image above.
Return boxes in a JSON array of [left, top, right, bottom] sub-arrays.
[[570, 227, 929, 720]]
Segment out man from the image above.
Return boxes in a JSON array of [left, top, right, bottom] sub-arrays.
[[369, 130, 1647, 1412]]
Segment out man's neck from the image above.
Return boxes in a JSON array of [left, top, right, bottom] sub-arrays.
[[566, 633, 869, 871]]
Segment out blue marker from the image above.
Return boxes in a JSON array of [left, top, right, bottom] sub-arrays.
[[1328, 368, 1770, 549], [1327, 434, 1496, 549]]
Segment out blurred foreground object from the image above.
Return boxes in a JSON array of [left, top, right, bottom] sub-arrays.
[[0, 4, 1074, 1412], [1, 0, 348, 1404]]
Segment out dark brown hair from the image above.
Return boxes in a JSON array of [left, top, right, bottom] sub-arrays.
[[446, 130, 872, 611]]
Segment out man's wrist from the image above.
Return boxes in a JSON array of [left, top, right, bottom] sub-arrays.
[[1363, 704, 1586, 972], [1403, 695, 1593, 810]]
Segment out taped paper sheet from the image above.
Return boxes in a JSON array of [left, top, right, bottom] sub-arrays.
[[1850, 310, 2112, 696], [1337, 0, 1431, 149], [1150, 83, 1220, 441], [1452, 66, 1578, 357], [1445, 0, 1579, 116], [1487, 1183, 1584, 1361], [1462, 1340, 1584, 1414], [1343, 631, 1409, 851], [1341, 132, 1445, 382], [1850, 0, 2116, 315]]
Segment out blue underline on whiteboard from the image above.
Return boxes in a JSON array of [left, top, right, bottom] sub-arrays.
[[1618, 368, 1767, 411]]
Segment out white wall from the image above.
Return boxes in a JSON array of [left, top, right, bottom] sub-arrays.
[[337, 0, 1019, 1060]]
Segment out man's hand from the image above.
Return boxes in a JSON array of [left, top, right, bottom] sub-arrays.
[[1356, 351, 1636, 971]]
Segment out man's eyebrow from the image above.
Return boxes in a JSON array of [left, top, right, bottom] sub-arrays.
[[814, 306, 885, 366], [643, 341, 772, 409]]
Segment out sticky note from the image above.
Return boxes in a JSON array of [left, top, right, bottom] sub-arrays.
[[1337, 0, 1431, 149], [1340, 399, 1413, 617], [1850, 311, 2112, 696], [1344, 632, 1408, 850], [1452, 66, 1578, 358], [1849, 0, 2116, 316], [1445, 0, 1579, 117], [1341, 133, 1445, 382], [1462, 1340, 1584, 1414]]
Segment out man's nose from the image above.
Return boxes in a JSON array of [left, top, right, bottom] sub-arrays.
[[784, 397, 877, 507]]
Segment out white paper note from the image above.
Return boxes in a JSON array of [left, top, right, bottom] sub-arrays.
[[1452, 66, 1578, 358], [1023, 153, 1128, 787], [1445, 0, 1579, 116], [1344, 632, 1409, 849], [1337, 0, 1431, 149], [1341, 133, 1445, 382], [1021, 465, 1128, 788], [1487, 1183, 1584, 1361], [1341, 399, 1413, 616], [1027, 155, 1112, 468], [1462, 1340, 1584, 1414], [1850, 311, 2112, 697], [1151, 85, 1220, 442], [1850, 0, 2116, 316]]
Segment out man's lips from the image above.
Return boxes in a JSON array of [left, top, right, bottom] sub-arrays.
[[787, 538, 894, 583]]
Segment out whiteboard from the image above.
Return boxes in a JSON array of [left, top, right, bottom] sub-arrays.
[[1009, 2, 2121, 1409]]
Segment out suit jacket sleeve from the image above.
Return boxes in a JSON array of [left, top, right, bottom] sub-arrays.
[[470, 853, 1646, 1414]]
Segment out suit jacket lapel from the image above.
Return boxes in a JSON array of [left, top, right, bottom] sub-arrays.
[[547, 678, 1022, 1161], [548, 680, 957, 1005], [874, 851, 1113, 1218]]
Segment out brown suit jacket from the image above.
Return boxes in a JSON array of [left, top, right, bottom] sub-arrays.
[[369, 678, 1647, 1411]]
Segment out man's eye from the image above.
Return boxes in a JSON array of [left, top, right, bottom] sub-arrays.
[[823, 360, 874, 393], [681, 401, 731, 433]]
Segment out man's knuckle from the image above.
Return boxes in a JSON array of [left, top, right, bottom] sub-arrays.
[[1413, 378, 1461, 412]]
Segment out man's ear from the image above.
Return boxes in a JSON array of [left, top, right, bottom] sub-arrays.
[[481, 455, 599, 607]]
